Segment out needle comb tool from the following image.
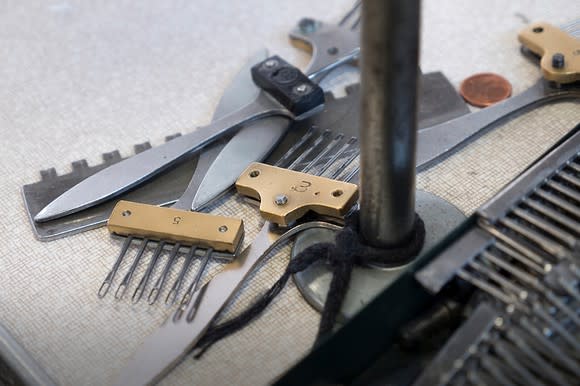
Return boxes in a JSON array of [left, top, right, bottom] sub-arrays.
[[102, 201, 243, 305]]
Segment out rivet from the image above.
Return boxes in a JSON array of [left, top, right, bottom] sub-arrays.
[[274, 194, 288, 206]]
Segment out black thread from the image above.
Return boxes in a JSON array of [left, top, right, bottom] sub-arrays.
[[193, 211, 426, 358]]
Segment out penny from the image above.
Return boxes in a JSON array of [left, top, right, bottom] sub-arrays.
[[459, 73, 512, 107]]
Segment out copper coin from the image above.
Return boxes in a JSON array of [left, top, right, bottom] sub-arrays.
[[459, 73, 512, 108]]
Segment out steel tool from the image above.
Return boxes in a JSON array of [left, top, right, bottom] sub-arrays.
[[114, 124, 362, 386], [34, 55, 324, 223], [413, 127, 580, 385]]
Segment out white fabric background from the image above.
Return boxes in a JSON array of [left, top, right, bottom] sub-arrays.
[[1, 1, 579, 385]]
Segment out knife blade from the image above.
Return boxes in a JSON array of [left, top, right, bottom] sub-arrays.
[[34, 56, 324, 222], [189, 14, 361, 211]]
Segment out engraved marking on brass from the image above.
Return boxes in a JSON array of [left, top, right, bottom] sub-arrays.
[[235, 162, 358, 226], [518, 22, 580, 83], [107, 201, 243, 253]]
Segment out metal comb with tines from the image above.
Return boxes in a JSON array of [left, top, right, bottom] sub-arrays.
[[100, 201, 244, 306], [413, 301, 580, 386], [414, 125, 580, 384]]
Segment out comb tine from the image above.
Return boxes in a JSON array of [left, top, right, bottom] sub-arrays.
[[179, 248, 214, 314], [115, 238, 149, 300], [274, 126, 317, 168], [350, 13, 361, 30], [319, 137, 358, 175], [302, 134, 344, 173], [288, 130, 331, 170], [338, 0, 362, 27], [330, 150, 359, 180], [148, 243, 181, 305], [166, 247, 197, 305], [532, 305, 580, 353], [560, 18, 580, 37], [132, 241, 166, 304], [98, 236, 133, 298]]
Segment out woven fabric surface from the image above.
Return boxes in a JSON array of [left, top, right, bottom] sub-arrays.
[[1, 0, 579, 385]]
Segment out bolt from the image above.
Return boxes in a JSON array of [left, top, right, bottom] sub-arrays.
[[298, 18, 318, 34], [327, 46, 339, 55], [552, 53, 565, 69], [264, 59, 278, 68], [274, 194, 288, 206], [294, 83, 311, 94], [218, 225, 228, 233]]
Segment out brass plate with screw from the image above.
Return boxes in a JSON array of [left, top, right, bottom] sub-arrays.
[[235, 162, 359, 226], [518, 22, 580, 84], [107, 200, 243, 253]]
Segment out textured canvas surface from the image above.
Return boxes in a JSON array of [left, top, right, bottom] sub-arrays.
[[1, 1, 579, 385]]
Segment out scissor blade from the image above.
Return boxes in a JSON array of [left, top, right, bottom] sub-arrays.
[[190, 116, 290, 210]]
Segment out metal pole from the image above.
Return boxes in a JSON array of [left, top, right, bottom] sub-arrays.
[[359, 0, 421, 247]]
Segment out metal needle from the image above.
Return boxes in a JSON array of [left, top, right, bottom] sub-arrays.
[[98, 236, 133, 298], [179, 248, 214, 310], [165, 247, 198, 305], [132, 241, 166, 304], [115, 238, 150, 300], [148, 243, 182, 305]]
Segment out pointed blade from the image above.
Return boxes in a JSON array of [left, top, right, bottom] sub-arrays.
[[34, 52, 269, 222], [190, 115, 290, 210]]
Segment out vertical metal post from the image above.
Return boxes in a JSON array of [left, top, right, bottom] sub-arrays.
[[359, 0, 421, 247]]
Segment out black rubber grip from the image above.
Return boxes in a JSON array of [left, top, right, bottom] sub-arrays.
[[251, 55, 324, 116]]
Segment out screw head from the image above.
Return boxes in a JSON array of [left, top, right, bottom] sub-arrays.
[[298, 18, 319, 34], [264, 59, 278, 68], [552, 53, 565, 69], [218, 225, 228, 233], [274, 194, 288, 206], [327, 46, 338, 55], [121, 210, 132, 217], [294, 83, 311, 94]]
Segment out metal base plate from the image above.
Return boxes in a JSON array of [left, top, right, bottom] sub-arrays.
[[291, 190, 466, 321]]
